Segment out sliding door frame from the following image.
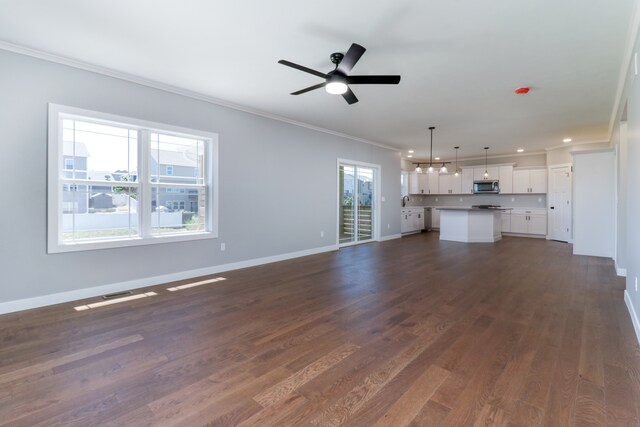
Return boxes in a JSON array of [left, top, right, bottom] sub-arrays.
[[336, 158, 381, 247]]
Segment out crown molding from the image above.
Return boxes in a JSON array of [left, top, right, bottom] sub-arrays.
[[405, 150, 546, 163], [544, 140, 609, 152], [0, 40, 400, 153], [608, 0, 640, 141]]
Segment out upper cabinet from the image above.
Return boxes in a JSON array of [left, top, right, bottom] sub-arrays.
[[408, 172, 427, 194], [439, 173, 462, 194], [473, 166, 499, 181], [461, 168, 474, 194], [513, 168, 547, 194], [428, 172, 439, 194], [498, 166, 513, 194], [405, 164, 545, 195], [408, 172, 435, 194], [529, 169, 547, 193]]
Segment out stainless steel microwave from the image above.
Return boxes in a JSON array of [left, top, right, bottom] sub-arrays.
[[473, 180, 500, 194]]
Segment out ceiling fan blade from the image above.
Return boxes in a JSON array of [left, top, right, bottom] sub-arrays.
[[278, 60, 328, 79], [342, 87, 359, 104], [346, 75, 401, 85], [336, 43, 366, 75], [291, 82, 326, 95]]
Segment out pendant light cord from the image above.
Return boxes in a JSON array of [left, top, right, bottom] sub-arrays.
[[429, 127, 434, 167]]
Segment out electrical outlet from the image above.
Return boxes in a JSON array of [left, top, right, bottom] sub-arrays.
[[435, 197, 438, 202], [381, 196, 386, 202], [459, 197, 463, 202], [220, 242, 226, 251], [511, 197, 515, 202], [635, 276, 638, 292], [387, 224, 390, 229], [320, 231, 324, 238], [538, 197, 542, 203]]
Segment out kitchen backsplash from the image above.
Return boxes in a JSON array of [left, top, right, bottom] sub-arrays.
[[404, 194, 547, 208]]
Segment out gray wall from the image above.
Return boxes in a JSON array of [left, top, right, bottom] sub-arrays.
[[624, 35, 640, 333], [616, 123, 628, 272], [611, 21, 640, 341], [0, 50, 401, 305], [547, 142, 610, 166]]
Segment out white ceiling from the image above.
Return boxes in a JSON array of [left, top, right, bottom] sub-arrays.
[[0, 0, 635, 161]]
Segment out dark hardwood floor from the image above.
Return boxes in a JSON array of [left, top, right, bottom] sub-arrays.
[[1, 233, 639, 426]]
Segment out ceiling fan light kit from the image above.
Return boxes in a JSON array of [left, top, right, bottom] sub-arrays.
[[278, 43, 401, 104]]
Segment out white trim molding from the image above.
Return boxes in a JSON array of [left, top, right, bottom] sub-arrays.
[[617, 267, 628, 277], [0, 244, 338, 315], [625, 290, 640, 345], [379, 233, 402, 241]]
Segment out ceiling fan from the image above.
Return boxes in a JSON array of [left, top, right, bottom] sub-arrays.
[[278, 43, 401, 105]]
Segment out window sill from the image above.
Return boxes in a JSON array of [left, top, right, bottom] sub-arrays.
[[47, 231, 217, 254]]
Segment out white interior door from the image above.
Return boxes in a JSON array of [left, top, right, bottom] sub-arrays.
[[548, 165, 572, 242]]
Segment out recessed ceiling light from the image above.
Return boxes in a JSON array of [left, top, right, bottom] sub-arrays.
[[517, 148, 524, 153], [563, 138, 572, 143], [407, 155, 413, 158], [408, 150, 414, 153], [435, 157, 440, 160]]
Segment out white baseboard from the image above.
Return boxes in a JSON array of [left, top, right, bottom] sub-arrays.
[[379, 233, 402, 241], [0, 244, 339, 315], [624, 290, 640, 346]]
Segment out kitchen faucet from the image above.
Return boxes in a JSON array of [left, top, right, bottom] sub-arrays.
[[402, 195, 410, 207]]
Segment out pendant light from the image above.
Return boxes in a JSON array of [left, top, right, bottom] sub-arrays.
[[453, 146, 460, 176], [427, 126, 435, 173], [414, 163, 422, 173], [483, 147, 490, 178], [439, 163, 448, 173]]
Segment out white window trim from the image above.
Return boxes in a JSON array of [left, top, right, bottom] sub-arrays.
[[47, 103, 219, 253]]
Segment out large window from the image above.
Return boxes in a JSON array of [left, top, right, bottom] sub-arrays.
[[48, 104, 218, 253]]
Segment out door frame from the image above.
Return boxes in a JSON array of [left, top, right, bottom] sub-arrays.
[[547, 162, 573, 243], [336, 158, 381, 247]]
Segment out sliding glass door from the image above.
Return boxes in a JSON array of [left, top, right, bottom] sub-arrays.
[[339, 162, 377, 245]]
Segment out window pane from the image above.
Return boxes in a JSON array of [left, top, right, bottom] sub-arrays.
[[62, 184, 138, 241], [151, 187, 205, 235], [63, 120, 137, 182], [150, 133, 204, 184], [339, 165, 356, 244]]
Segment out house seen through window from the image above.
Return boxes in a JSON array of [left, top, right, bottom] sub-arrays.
[[48, 104, 218, 253]]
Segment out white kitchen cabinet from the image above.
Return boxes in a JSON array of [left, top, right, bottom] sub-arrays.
[[529, 169, 547, 193], [513, 169, 547, 194], [508, 209, 547, 235], [501, 211, 511, 232], [413, 210, 424, 230], [528, 213, 547, 235], [474, 166, 499, 181], [499, 166, 513, 194], [509, 213, 528, 233], [401, 212, 410, 233], [461, 168, 474, 194], [401, 208, 425, 234], [427, 172, 439, 194], [401, 171, 409, 196], [439, 174, 462, 194], [432, 208, 440, 229], [408, 172, 428, 194]]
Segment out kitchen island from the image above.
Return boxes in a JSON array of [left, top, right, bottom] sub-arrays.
[[438, 207, 508, 243]]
